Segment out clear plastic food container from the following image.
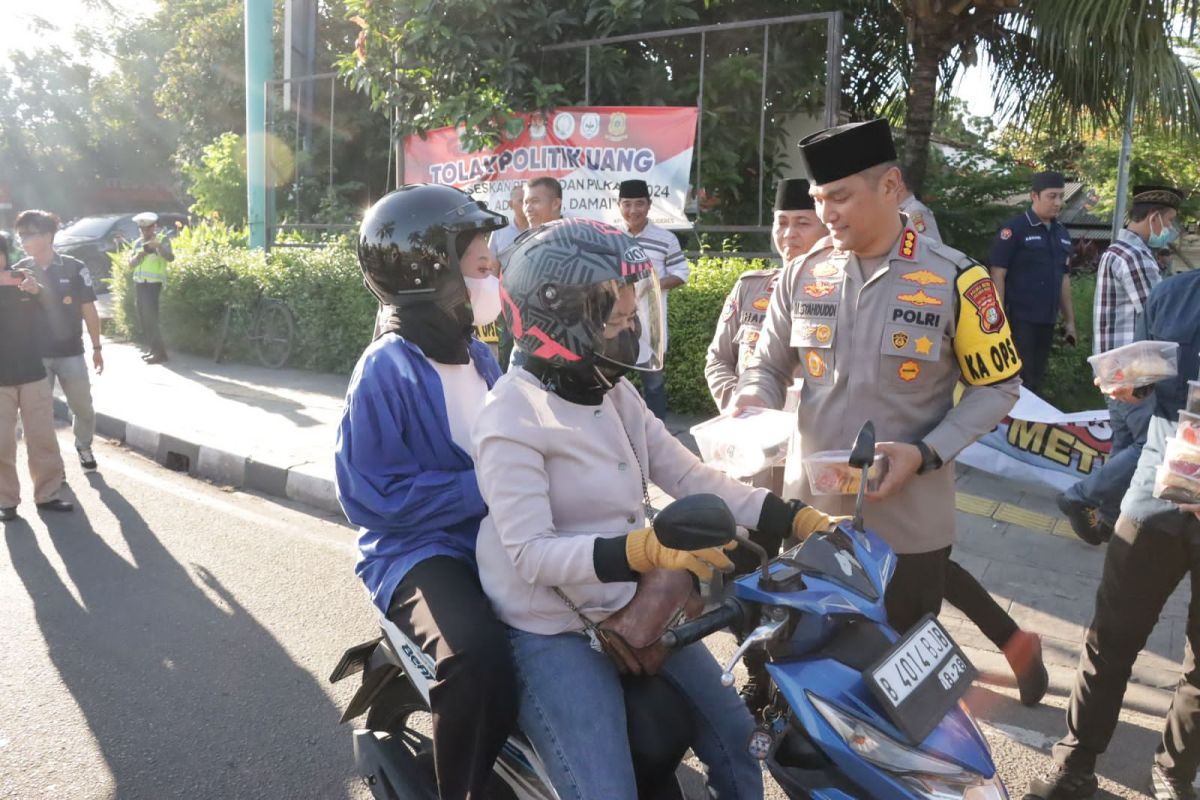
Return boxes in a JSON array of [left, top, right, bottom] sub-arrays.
[[690, 407, 794, 478], [1087, 341, 1179, 393], [1153, 464, 1200, 505], [805, 450, 889, 495], [1164, 436, 1200, 481], [1179, 410, 1200, 448], [1188, 380, 1200, 414]]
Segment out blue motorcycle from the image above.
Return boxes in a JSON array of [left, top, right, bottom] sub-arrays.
[[662, 420, 1009, 799]]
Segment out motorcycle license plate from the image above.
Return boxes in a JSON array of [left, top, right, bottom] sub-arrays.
[[865, 614, 977, 743]]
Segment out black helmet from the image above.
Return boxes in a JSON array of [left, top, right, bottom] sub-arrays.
[[357, 183, 506, 306], [501, 218, 664, 383]]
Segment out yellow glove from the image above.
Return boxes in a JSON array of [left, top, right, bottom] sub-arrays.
[[791, 506, 848, 542], [625, 528, 734, 581]]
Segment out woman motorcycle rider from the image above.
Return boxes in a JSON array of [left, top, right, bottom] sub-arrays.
[[335, 185, 696, 800], [471, 218, 841, 799]]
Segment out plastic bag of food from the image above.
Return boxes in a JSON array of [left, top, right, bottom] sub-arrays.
[[1153, 463, 1200, 505], [805, 450, 889, 495], [1087, 341, 1179, 393], [691, 407, 794, 478]]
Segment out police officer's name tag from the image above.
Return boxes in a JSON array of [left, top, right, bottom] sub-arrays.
[[866, 614, 977, 743]]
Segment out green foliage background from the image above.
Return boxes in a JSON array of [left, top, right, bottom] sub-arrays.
[[110, 226, 376, 374]]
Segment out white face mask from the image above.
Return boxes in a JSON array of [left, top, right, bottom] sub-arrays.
[[464, 275, 502, 326]]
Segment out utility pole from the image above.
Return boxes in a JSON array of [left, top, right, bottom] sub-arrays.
[[245, 0, 273, 249]]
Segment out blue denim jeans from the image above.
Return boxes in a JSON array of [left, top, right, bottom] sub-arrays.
[[42, 354, 95, 450], [641, 368, 667, 420], [1068, 396, 1153, 524], [508, 627, 761, 800]]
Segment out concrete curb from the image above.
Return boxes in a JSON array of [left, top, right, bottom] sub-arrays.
[[53, 397, 344, 516]]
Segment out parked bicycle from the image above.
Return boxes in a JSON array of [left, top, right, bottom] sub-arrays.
[[212, 278, 296, 369]]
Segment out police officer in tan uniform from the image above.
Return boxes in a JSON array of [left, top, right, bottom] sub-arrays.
[[898, 171, 941, 242], [734, 120, 1023, 635], [705, 178, 827, 409]]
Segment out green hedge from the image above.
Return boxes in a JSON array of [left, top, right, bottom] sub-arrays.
[[1041, 271, 1104, 413], [664, 257, 773, 416], [110, 232, 377, 373]]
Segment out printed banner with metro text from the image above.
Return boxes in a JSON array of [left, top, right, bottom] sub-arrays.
[[404, 106, 699, 230]]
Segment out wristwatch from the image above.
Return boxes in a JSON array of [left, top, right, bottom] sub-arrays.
[[914, 440, 943, 475]]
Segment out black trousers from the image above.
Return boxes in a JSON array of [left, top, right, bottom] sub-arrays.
[[886, 547, 952, 633], [388, 557, 519, 800], [135, 282, 166, 357], [945, 559, 1019, 649], [1009, 317, 1055, 394], [1053, 513, 1200, 780]]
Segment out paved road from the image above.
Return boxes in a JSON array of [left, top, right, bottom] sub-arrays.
[[1, 433, 1185, 799]]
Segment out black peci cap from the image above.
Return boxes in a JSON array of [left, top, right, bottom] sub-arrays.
[[618, 179, 650, 199], [1132, 184, 1183, 209], [774, 178, 814, 211], [1031, 171, 1065, 192], [798, 119, 898, 186]]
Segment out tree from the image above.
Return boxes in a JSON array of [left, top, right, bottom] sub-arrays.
[[894, 0, 1200, 194]]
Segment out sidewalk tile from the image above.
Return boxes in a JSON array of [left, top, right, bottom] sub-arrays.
[[993, 503, 1057, 533]]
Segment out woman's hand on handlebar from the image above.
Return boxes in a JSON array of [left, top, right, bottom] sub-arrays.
[[626, 528, 734, 581]]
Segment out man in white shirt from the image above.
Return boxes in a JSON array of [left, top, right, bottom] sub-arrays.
[[617, 179, 688, 419], [488, 184, 529, 260]]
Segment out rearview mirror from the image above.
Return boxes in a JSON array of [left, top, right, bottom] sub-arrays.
[[653, 494, 736, 551], [849, 421, 876, 469]]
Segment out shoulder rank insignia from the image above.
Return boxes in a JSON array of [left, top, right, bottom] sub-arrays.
[[899, 228, 918, 260]]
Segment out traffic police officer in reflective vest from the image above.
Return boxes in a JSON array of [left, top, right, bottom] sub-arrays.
[[128, 211, 174, 364], [705, 178, 827, 410], [734, 119, 1023, 632]]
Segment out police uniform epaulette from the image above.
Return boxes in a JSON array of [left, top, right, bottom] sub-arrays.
[[734, 268, 778, 281]]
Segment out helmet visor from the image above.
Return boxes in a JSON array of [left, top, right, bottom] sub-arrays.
[[590, 271, 664, 373]]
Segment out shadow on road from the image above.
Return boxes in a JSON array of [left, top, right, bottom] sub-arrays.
[[4, 473, 357, 799]]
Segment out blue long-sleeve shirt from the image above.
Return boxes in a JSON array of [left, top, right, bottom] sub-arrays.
[[334, 333, 502, 612]]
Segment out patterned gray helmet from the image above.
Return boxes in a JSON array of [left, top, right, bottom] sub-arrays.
[[500, 218, 664, 375]]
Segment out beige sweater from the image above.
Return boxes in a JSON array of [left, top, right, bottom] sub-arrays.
[[473, 369, 769, 635]]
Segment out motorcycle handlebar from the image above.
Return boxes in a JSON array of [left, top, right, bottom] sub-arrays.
[[661, 600, 744, 649]]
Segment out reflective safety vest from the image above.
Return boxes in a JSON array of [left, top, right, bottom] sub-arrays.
[[133, 238, 169, 283]]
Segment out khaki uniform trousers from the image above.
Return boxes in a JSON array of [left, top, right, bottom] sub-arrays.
[[0, 378, 66, 507]]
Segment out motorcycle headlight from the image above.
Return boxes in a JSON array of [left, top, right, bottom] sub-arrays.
[[808, 693, 1006, 799]]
